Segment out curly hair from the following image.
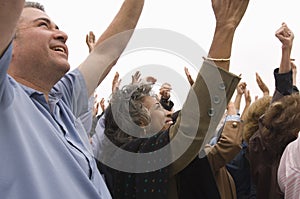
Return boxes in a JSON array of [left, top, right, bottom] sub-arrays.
[[243, 95, 272, 144], [261, 94, 300, 155], [104, 82, 155, 147]]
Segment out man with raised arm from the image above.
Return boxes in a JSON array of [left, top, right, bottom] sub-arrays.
[[0, 0, 144, 198]]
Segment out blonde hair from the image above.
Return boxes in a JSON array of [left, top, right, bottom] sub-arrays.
[[243, 95, 272, 144]]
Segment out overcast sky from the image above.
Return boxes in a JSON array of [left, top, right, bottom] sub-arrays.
[[37, 0, 300, 110]]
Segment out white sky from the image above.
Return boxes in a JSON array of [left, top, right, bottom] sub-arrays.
[[37, 0, 300, 110]]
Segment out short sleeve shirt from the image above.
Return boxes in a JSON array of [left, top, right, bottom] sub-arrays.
[[0, 43, 111, 199]]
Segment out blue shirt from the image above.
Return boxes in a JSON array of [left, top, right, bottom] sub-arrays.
[[0, 43, 111, 199]]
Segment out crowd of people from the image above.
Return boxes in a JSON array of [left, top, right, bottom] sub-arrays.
[[1, 0, 300, 199]]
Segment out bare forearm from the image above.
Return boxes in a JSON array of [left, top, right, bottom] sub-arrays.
[[207, 24, 236, 71], [96, 0, 144, 46], [234, 94, 242, 112], [279, 46, 292, 74], [79, 0, 144, 96], [0, 0, 24, 56]]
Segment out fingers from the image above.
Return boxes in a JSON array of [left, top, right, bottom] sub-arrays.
[[237, 82, 247, 94], [131, 71, 141, 84], [244, 89, 251, 105], [275, 22, 294, 44], [184, 66, 189, 75], [88, 31, 95, 42], [256, 72, 262, 84], [212, 0, 250, 28], [112, 71, 120, 92], [86, 31, 96, 52], [100, 98, 106, 112]]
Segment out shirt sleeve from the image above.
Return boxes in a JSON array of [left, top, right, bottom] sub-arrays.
[[206, 120, 243, 171], [0, 42, 13, 105], [53, 69, 89, 119]]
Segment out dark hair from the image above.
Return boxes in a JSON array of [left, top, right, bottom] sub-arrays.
[[24, 1, 45, 12]]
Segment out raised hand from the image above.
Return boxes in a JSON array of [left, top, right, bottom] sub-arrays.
[[236, 82, 247, 95], [256, 72, 269, 96], [184, 66, 194, 86], [99, 97, 106, 112], [244, 89, 251, 107], [112, 71, 121, 93], [212, 0, 250, 28], [275, 23, 294, 73], [208, 0, 250, 71], [234, 82, 246, 112], [241, 89, 251, 121], [86, 31, 96, 53], [275, 23, 294, 48], [131, 71, 141, 84]]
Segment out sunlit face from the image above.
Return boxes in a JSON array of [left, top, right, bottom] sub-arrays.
[[10, 7, 69, 87], [142, 96, 173, 134]]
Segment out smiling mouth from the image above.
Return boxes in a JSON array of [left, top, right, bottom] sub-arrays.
[[165, 119, 173, 125], [53, 47, 65, 53]]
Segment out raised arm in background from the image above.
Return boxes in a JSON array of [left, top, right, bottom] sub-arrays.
[[234, 82, 247, 113], [86, 31, 96, 53], [79, 0, 145, 96]]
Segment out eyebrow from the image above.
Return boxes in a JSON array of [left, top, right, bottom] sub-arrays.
[[33, 17, 59, 30]]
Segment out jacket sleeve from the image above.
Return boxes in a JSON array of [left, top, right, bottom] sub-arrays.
[[170, 61, 240, 175], [206, 120, 243, 172]]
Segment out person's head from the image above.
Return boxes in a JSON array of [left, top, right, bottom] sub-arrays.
[[104, 82, 173, 146], [8, 1, 69, 92], [243, 95, 272, 144], [159, 82, 172, 100], [261, 94, 300, 153]]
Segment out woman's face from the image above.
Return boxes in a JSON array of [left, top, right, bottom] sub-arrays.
[[142, 96, 173, 134]]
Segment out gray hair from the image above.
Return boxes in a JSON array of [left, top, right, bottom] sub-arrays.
[[105, 82, 155, 146], [24, 1, 45, 11]]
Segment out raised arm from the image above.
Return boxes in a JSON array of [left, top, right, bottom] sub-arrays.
[[256, 72, 270, 96], [273, 23, 294, 99], [0, 0, 24, 56], [205, 101, 242, 171], [184, 66, 195, 86], [276, 23, 293, 74], [79, 0, 144, 96], [234, 82, 246, 113], [291, 61, 297, 85], [86, 31, 96, 53], [241, 89, 251, 121], [170, 0, 249, 174], [207, 0, 249, 71]]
